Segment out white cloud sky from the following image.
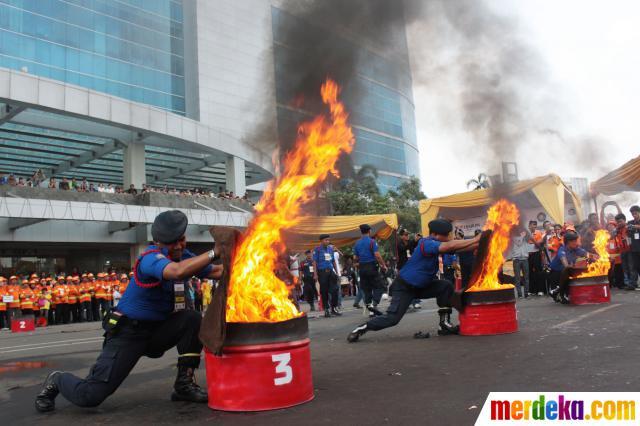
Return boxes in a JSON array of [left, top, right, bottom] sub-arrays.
[[410, 0, 640, 204]]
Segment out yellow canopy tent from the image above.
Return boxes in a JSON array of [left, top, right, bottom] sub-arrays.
[[590, 155, 640, 195], [282, 213, 398, 252], [419, 174, 583, 235]]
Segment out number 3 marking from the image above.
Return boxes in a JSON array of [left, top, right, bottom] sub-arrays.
[[272, 353, 293, 386]]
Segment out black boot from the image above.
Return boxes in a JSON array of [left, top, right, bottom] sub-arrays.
[[309, 304, 315, 312], [367, 304, 383, 317], [324, 309, 331, 318], [35, 371, 62, 412], [347, 323, 368, 342], [437, 308, 459, 336], [171, 366, 208, 403], [331, 307, 342, 316]]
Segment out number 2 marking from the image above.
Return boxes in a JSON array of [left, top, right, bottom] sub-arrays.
[[272, 353, 293, 386], [19, 321, 26, 329]]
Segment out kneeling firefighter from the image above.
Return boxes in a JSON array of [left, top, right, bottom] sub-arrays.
[[35, 210, 223, 412], [347, 219, 481, 342]]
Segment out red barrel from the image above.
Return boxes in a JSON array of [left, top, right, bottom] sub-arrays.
[[205, 316, 314, 411], [11, 315, 35, 333], [569, 275, 610, 305], [459, 288, 518, 336]]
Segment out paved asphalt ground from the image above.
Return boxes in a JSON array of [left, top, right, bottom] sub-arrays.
[[1, 290, 639, 425]]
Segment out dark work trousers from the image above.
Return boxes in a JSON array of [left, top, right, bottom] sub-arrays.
[[91, 298, 100, 322], [0, 310, 7, 329], [443, 268, 456, 284], [528, 251, 544, 293], [549, 268, 573, 298], [72, 303, 81, 323], [54, 310, 203, 408], [58, 303, 69, 324], [358, 262, 383, 306], [608, 262, 625, 289], [631, 252, 640, 287], [302, 277, 317, 306], [366, 277, 454, 331], [317, 268, 339, 310], [81, 301, 92, 322], [99, 299, 111, 320]]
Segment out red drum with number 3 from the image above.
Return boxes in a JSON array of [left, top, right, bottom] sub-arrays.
[[205, 316, 314, 411]]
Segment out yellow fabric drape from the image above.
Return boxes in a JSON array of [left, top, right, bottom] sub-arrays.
[[419, 174, 583, 232], [282, 213, 398, 252], [590, 155, 640, 195]]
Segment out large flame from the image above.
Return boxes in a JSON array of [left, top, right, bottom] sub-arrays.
[[226, 79, 355, 323], [466, 199, 519, 292], [576, 229, 611, 278]]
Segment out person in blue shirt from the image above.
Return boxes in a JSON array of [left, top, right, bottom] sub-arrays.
[[353, 224, 388, 317], [348, 219, 481, 342], [548, 231, 596, 304], [36, 210, 223, 412], [313, 234, 342, 317]]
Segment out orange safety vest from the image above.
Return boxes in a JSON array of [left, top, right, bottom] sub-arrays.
[[7, 285, 20, 308], [67, 284, 78, 304], [104, 282, 113, 301], [54, 285, 67, 304], [607, 237, 622, 265], [119, 281, 128, 294], [0, 286, 7, 311], [95, 281, 107, 299], [20, 288, 34, 310], [79, 284, 92, 303]]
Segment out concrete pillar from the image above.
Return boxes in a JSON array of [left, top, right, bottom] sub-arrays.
[[225, 156, 246, 197], [129, 225, 151, 267], [123, 143, 146, 190]]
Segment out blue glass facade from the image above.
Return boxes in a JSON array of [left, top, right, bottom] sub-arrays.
[[0, 0, 185, 114], [271, 7, 419, 192]]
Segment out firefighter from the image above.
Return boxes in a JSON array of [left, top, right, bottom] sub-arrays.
[[67, 277, 79, 323], [299, 250, 318, 311], [0, 277, 8, 329], [353, 224, 388, 317], [55, 277, 68, 324], [35, 210, 224, 412], [20, 280, 35, 316], [348, 219, 481, 342], [312, 234, 341, 317], [548, 232, 598, 303], [7, 276, 21, 321], [79, 276, 92, 322], [95, 273, 109, 320]]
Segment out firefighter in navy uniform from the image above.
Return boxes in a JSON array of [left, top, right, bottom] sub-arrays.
[[347, 219, 481, 342], [35, 210, 223, 412]]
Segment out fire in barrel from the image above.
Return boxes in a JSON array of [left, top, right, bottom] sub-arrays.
[[205, 79, 355, 411], [459, 199, 520, 336], [569, 229, 611, 305]]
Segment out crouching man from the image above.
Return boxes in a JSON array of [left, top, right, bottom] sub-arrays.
[[348, 219, 480, 342], [35, 210, 223, 412]]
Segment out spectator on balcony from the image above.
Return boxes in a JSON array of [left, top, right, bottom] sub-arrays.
[[126, 184, 138, 195], [70, 177, 78, 190], [97, 183, 105, 192], [48, 177, 57, 189], [0, 172, 7, 185], [88, 183, 97, 192], [59, 177, 71, 191], [32, 169, 46, 187], [17, 177, 26, 186], [79, 177, 88, 192], [7, 174, 16, 186]]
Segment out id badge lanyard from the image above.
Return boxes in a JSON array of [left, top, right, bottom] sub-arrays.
[[173, 280, 186, 311]]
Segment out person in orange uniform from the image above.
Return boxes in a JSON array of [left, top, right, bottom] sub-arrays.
[[55, 276, 69, 324], [20, 280, 35, 316], [7, 276, 21, 321], [66, 277, 79, 323], [79, 275, 92, 322], [30, 279, 41, 319], [118, 274, 128, 294], [606, 221, 625, 289], [527, 220, 545, 295], [0, 277, 8, 329], [94, 273, 109, 320]]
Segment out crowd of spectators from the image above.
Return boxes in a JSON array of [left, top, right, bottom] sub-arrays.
[[0, 169, 251, 202]]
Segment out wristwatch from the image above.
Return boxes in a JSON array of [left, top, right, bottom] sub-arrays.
[[208, 249, 216, 262]]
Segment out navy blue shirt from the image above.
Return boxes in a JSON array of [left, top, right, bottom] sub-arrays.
[[300, 259, 315, 279], [398, 237, 442, 288], [313, 245, 335, 270], [549, 244, 588, 272], [353, 236, 378, 264], [443, 253, 457, 268], [117, 245, 212, 321]]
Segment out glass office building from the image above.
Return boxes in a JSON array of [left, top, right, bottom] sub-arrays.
[[271, 6, 419, 192], [0, 0, 185, 114]]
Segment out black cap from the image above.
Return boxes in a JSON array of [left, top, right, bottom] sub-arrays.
[[152, 210, 188, 244], [631, 205, 640, 213], [319, 234, 330, 240], [359, 224, 371, 233], [398, 228, 408, 236], [428, 219, 453, 236], [305, 249, 311, 254]]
